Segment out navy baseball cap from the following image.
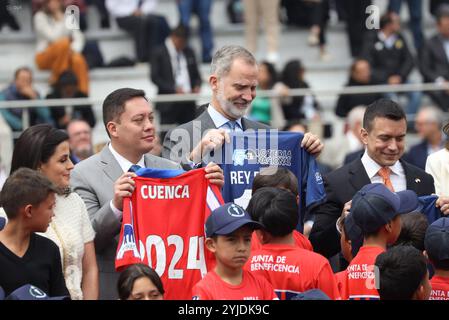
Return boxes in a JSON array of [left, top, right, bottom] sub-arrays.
[[5, 285, 70, 300], [0, 217, 5, 231], [424, 217, 449, 261], [351, 183, 420, 234], [344, 213, 363, 257], [291, 289, 331, 300], [205, 203, 262, 237]]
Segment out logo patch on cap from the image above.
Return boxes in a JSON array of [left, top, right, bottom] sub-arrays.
[[227, 203, 245, 217]]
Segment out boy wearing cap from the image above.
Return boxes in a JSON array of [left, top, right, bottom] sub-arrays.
[[192, 203, 278, 300], [425, 217, 449, 300], [343, 183, 420, 300], [245, 187, 340, 300]]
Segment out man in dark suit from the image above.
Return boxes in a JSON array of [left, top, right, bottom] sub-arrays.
[[402, 106, 445, 169], [162, 45, 323, 165], [419, 4, 449, 111], [361, 12, 420, 116], [151, 25, 202, 126], [309, 99, 436, 261]]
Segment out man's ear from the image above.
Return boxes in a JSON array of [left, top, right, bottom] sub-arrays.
[[107, 121, 118, 139], [209, 75, 219, 92], [360, 127, 369, 145], [205, 237, 217, 253]]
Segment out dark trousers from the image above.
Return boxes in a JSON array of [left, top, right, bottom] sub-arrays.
[[116, 14, 170, 63], [340, 0, 372, 57]]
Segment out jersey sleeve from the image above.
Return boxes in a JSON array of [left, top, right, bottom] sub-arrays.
[[301, 149, 327, 210], [192, 282, 212, 300]]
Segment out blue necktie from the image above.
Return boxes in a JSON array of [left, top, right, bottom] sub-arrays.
[[227, 120, 236, 131], [128, 164, 142, 173]]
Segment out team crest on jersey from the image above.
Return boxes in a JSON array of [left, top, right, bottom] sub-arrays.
[[116, 223, 141, 259], [232, 149, 257, 166], [227, 203, 245, 217], [315, 172, 323, 184]]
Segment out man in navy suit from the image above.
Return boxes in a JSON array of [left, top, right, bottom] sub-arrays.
[[309, 99, 436, 261]]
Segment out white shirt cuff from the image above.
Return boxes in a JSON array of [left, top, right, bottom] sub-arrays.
[[110, 200, 123, 221]]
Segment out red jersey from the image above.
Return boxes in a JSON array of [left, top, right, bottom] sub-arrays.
[[115, 168, 224, 300], [192, 270, 278, 300], [344, 246, 384, 300], [245, 244, 340, 300], [251, 230, 313, 252], [430, 275, 449, 300], [335, 270, 347, 299]]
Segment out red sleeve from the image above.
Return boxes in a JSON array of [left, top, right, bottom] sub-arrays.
[[192, 282, 212, 300], [257, 275, 278, 300], [316, 262, 341, 300]]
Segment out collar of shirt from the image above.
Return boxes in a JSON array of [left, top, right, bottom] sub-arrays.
[[207, 104, 243, 131], [361, 150, 404, 180], [108, 143, 145, 173], [378, 31, 398, 49]]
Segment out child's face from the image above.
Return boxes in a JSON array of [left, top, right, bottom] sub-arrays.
[[128, 276, 163, 300], [31, 193, 56, 232], [208, 226, 253, 270]]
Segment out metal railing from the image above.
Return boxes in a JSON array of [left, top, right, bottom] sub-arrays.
[[1, 81, 448, 132]]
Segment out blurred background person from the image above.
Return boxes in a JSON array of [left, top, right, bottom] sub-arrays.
[[0, 67, 54, 133], [243, 0, 281, 63], [67, 119, 94, 164], [403, 106, 446, 170], [247, 60, 285, 129], [34, 0, 90, 94], [45, 71, 96, 130]]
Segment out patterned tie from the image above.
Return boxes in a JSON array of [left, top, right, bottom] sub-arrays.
[[227, 120, 236, 131], [378, 167, 394, 192], [128, 164, 142, 173]]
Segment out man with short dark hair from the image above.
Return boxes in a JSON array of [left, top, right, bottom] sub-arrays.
[[309, 99, 435, 261], [71, 87, 224, 299], [150, 24, 202, 125], [67, 119, 94, 164]]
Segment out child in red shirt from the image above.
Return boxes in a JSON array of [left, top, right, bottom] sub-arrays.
[[244, 187, 340, 300], [375, 246, 431, 300], [342, 183, 420, 300], [425, 217, 449, 300], [192, 203, 278, 300]]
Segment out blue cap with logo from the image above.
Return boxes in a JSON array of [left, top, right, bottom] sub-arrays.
[[5, 285, 70, 300], [205, 203, 262, 237], [350, 183, 420, 234], [425, 217, 449, 262]]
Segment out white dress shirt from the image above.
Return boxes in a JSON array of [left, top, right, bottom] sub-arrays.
[[361, 151, 406, 191], [108, 143, 145, 219], [166, 38, 192, 93], [207, 104, 243, 132]]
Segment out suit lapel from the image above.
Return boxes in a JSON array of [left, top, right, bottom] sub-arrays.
[[197, 109, 217, 135], [435, 37, 449, 67], [99, 146, 123, 184], [348, 158, 371, 191], [402, 160, 423, 193]]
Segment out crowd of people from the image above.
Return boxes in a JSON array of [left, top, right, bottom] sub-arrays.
[[1, 0, 449, 302]]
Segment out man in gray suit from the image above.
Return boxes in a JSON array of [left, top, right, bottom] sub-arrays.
[[162, 45, 323, 165], [71, 88, 224, 299]]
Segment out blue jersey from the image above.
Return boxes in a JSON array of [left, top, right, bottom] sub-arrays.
[[220, 130, 326, 229], [418, 195, 443, 224]]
